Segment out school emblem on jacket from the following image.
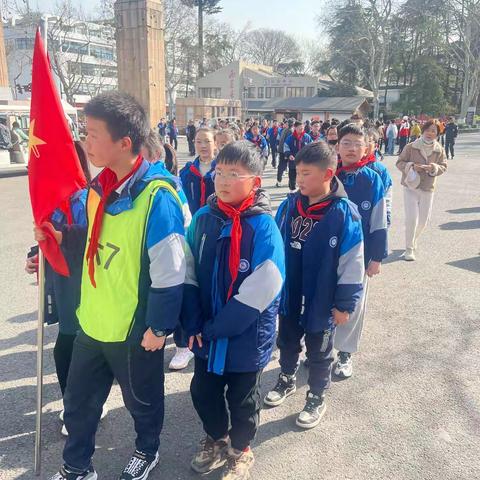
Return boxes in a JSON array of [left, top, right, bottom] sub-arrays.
[[290, 240, 302, 250], [361, 201, 371, 210], [329, 236, 338, 248], [239, 259, 250, 272]]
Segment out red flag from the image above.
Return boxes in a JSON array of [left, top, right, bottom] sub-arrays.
[[28, 29, 87, 276]]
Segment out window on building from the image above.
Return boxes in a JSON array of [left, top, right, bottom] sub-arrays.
[[273, 87, 284, 98], [15, 38, 34, 50], [61, 40, 89, 55], [258, 87, 264, 99], [307, 87, 315, 97], [247, 87, 255, 99], [90, 45, 114, 60], [199, 88, 221, 98], [286, 87, 305, 97]]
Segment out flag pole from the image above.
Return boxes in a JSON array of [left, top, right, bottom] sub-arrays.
[[34, 15, 49, 476], [34, 250, 45, 476]]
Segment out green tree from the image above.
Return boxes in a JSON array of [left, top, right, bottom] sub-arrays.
[[182, 0, 222, 78], [394, 56, 449, 115]]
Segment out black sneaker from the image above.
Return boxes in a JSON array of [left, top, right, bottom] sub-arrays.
[[296, 391, 327, 429], [264, 373, 296, 407], [119, 450, 159, 480], [50, 465, 97, 480]]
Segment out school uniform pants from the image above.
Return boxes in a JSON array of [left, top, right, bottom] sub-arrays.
[[276, 152, 288, 183], [334, 275, 370, 354], [169, 136, 178, 150], [173, 324, 188, 348], [187, 137, 195, 155], [270, 144, 277, 167], [190, 357, 262, 452], [445, 139, 455, 158], [403, 187, 435, 250], [62, 330, 165, 473], [53, 332, 77, 396], [288, 159, 297, 190], [277, 315, 335, 396], [386, 137, 395, 155]]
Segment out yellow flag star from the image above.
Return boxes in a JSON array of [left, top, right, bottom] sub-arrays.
[[28, 119, 46, 158]]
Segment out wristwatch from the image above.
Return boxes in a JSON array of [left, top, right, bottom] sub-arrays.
[[151, 328, 167, 338]]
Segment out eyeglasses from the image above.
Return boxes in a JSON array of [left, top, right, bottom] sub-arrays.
[[339, 140, 366, 149], [214, 170, 255, 181]]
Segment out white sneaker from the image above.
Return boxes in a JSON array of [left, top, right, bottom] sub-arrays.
[[61, 424, 68, 436], [334, 352, 353, 378], [169, 347, 194, 370], [404, 248, 416, 261], [59, 409, 64, 422]]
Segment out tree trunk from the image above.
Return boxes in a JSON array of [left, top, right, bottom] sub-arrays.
[[197, 0, 204, 78]]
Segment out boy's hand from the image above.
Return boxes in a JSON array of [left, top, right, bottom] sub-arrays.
[[188, 334, 203, 350], [333, 308, 349, 325], [33, 223, 63, 245], [366, 261, 381, 278], [413, 164, 424, 173], [25, 254, 39, 274], [141, 328, 166, 352], [289, 155, 295, 161]]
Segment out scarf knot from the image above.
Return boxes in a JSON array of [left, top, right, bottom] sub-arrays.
[[216, 193, 255, 299], [86, 155, 143, 287], [296, 197, 333, 221], [189, 164, 207, 207]]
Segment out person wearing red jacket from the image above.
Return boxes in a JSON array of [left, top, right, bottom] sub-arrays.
[[397, 116, 410, 154]]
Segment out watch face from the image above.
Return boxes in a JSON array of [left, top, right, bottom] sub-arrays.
[[154, 330, 165, 337]]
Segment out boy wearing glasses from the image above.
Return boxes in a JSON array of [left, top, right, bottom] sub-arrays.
[[334, 124, 388, 379], [181, 141, 285, 480]]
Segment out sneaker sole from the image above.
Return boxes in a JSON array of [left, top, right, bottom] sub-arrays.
[[190, 455, 227, 474], [263, 385, 297, 407], [169, 362, 191, 370], [296, 404, 327, 429], [334, 368, 352, 379]]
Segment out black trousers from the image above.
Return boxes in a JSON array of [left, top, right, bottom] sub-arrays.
[[445, 139, 455, 158], [270, 144, 277, 167], [277, 153, 288, 183], [187, 137, 195, 155], [277, 315, 335, 396], [63, 331, 165, 472], [190, 357, 262, 451], [288, 159, 297, 190], [53, 332, 77, 396], [398, 136, 408, 153], [173, 324, 188, 348], [169, 136, 178, 150]]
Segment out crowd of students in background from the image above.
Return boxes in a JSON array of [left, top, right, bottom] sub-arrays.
[[27, 91, 448, 480]]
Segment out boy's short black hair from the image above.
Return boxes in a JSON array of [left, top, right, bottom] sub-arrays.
[[338, 123, 368, 142], [311, 120, 320, 126], [294, 121, 302, 128], [84, 91, 149, 155], [216, 140, 264, 176], [295, 141, 337, 170]]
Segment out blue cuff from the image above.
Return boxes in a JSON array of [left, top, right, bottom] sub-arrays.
[[145, 285, 183, 331], [212, 298, 260, 338]]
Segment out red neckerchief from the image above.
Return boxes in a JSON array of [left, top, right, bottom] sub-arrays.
[[296, 197, 333, 221], [86, 155, 143, 287], [189, 164, 207, 207], [273, 126, 278, 138], [216, 192, 255, 299], [336, 154, 374, 175], [293, 130, 305, 151], [310, 132, 321, 141], [248, 135, 263, 149]]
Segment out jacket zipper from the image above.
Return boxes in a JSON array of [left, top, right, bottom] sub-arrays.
[[199, 233, 207, 263]]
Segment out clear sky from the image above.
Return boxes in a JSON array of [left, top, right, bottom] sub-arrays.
[[34, 0, 321, 40]]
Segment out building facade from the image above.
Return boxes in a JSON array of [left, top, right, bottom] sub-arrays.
[[3, 15, 117, 104], [196, 61, 320, 105]]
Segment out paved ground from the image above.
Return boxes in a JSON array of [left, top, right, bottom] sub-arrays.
[[0, 134, 479, 480]]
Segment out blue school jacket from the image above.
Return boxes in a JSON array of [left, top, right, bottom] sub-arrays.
[[337, 166, 388, 266], [244, 131, 269, 157], [181, 190, 285, 374], [284, 132, 313, 156], [179, 157, 216, 215], [276, 180, 365, 333]]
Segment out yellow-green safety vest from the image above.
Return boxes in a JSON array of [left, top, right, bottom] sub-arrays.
[[77, 179, 181, 342]]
